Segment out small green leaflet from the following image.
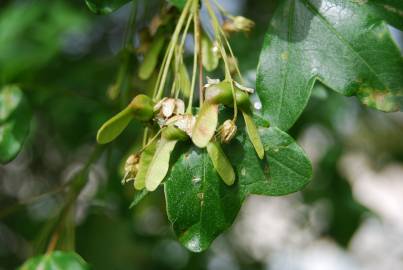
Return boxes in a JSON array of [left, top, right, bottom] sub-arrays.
[[257, 0, 403, 131], [0, 85, 31, 164], [19, 251, 90, 270], [165, 125, 312, 252], [85, 0, 131, 15]]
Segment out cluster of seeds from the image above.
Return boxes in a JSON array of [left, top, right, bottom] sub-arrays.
[[97, 0, 264, 192]]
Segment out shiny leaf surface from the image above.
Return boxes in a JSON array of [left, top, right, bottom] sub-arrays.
[[257, 0, 403, 131], [165, 125, 312, 252]]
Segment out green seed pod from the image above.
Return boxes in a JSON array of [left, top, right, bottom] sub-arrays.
[[201, 34, 219, 72], [243, 111, 264, 159], [204, 81, 251, 111], [207, 141, 235, 185], [138, 35, 165, 80], [130, 94, 155, 122], [204, 81, 233, 105], [96, 106, 133, 144], [134, 141, 157, 190], [179, 62, 190, 98], [162, 125, 189, 141], [234, 89, 251, 112], [96, 94, 155, 144], [191, 103, 219, 148], [145, 137, 178, 191]]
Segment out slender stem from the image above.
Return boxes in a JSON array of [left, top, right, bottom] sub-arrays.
[[205, 0, 238, 120], [187, 0, 200, 114], [37, 145, 104, 254], [119, 0, 138, 106], [142, 127, 149, 147], [124, 0, 138, 50], [139, 129, 162, 153], [46, 232, 60, 254], [194, 0, 203, 107], [212, 0, 233, 18], [176, 13, 194, 99], [155, 0, 192, 100], [217, 23, 243, 82]]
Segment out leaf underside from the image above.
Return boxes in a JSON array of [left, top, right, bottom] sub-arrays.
[[257, 0, 403, 131]]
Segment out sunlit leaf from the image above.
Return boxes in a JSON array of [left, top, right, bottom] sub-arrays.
[[257, 0, 403, 131], [165, 123, 312, 252]]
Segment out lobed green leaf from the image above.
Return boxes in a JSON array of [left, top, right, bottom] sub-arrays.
[[257, 0, 403, 131], [165, 123, 312, 252]]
